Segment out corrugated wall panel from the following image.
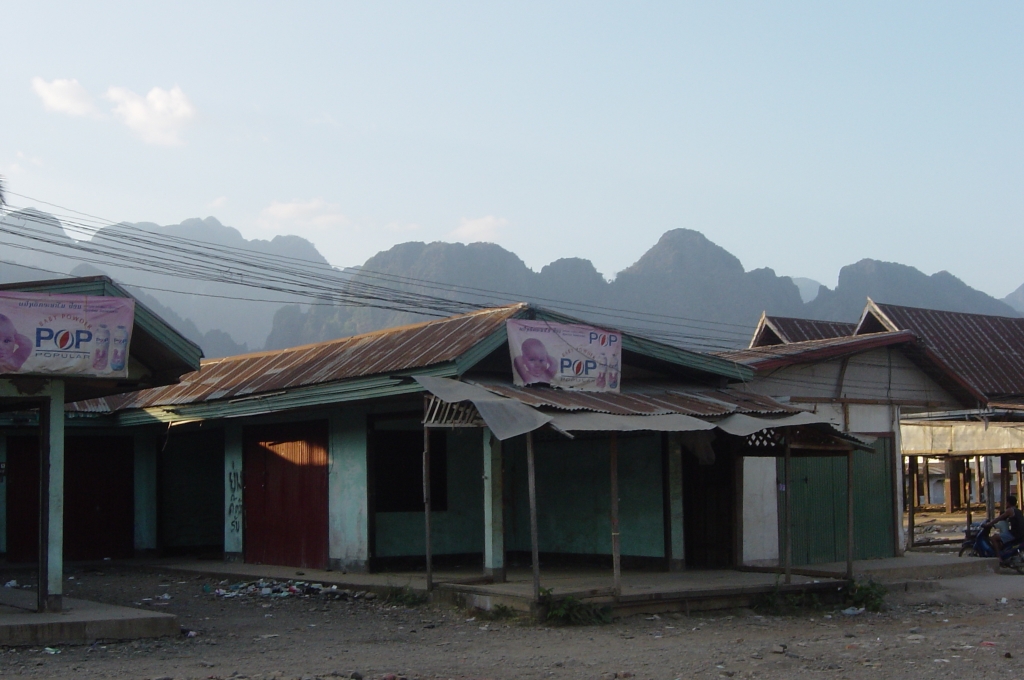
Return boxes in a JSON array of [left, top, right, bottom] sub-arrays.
[[244, 421, 329, 569], [778, 439, 895, 565]]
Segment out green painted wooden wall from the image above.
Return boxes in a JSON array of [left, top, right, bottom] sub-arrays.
[[777, 439, 895, 565]]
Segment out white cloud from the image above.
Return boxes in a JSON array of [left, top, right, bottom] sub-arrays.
[[209, 196, 228, 209], [384, 221, 422, 233], [449, 215, 508, 242], [105, 85, 196, 145], [32, 77, 99, 117]]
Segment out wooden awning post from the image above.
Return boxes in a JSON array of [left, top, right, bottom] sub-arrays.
[[846, 449, 855, 580], [610, 432, 621, 600], [526, 431, 541, 603], [913, 456, 921, 548], [783, 440, 792, 585], [37, 398, 51, 613], [1001, 456, 1011, 511], [923, 456, 931, 505], [423, 427, 433, 593], [965, 459, 973, 527], [984, 455, 995, 521]]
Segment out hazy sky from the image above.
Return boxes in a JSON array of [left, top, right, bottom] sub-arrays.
[[2, 3, 1022, 296]]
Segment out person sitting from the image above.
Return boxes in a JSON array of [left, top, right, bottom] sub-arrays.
[[984, 494, 1024, 559]]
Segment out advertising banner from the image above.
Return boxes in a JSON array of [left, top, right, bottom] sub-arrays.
[[0, 291, 136, 378], [507, 319, 621, 392]]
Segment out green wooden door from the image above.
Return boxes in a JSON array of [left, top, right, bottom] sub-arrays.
[[778, 439, 895, 565]]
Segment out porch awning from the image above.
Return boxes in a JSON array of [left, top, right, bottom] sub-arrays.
[[415, 376, 873, 449], [414, 375, 551, 440]]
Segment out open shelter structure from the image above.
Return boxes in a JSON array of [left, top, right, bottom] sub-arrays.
[[0, 276, 201, 612]]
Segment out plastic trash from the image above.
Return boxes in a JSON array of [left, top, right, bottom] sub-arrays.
[[841, 607, 865, 616], [3, 580, 17, 588], [43, 648, 60, 654]]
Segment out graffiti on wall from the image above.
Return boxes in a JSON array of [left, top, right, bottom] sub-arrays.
[[226, 459, 243, 538]]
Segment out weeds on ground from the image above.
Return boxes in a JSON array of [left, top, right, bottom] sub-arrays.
[[382, 585, 429, 607], [843, 579, 887, 612], [539, 588, 612, 626], [750, 580, 824, 616]]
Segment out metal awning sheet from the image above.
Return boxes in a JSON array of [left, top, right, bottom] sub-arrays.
[[414, 375, 551, 441], [714, 411, 830, 437], [547, 412, 717, 433]]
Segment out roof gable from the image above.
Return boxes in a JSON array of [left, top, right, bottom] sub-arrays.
[[856, 298, 1024, 398], [750, 312, 856, 347]]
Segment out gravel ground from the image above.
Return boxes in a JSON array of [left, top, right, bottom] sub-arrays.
[[0, 566, 1021, 679]]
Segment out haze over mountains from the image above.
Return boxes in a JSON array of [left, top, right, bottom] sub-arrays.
[[1, 209, 1021, 358]]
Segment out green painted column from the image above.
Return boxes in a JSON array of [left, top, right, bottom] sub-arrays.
[[224, 421, 243, 562], [45, 381, 65, 610], [133, 430, 158, 552], [0, 434, 6, 555], [667, 433, 685, 570], [483, 428, 505, 581], [329, 409, 369, 572]]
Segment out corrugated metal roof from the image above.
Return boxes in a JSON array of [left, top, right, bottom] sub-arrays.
[[473, 380, 798, 416], [720, 331, 917, 369], [752, 315, 855, 346], [861, 300, 1024, 398], [70, 305, 525, 413]]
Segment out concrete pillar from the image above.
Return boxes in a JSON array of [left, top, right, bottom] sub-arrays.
[[224, 421, 243, 562], [666, 433, 685, 570], [328, 409, 369, 572], [482, 428, 505, 581], [45, 381, 64, 611], [0, 434, 7, 555], [133, 430, 158, 552]]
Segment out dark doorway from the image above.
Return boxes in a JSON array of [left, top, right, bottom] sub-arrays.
[[682, 440, 734, 568], [7, 435, 135, 562], [243, 421, 329, 569], [159, 428, 224, 554]]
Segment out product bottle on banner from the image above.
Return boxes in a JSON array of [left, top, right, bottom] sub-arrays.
[[92, 324, 110, 370], [110, 325, 129, 371], [596, 356, 608, 389], [608, 355, 620, 390]]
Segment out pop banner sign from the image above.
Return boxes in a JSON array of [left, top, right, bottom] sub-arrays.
[[507, 319, 621, 392], [0, 291, 136, 378]]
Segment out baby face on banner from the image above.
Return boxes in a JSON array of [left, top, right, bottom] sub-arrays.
[[0, 314, 32, 372], [514, 337, 557, 384]]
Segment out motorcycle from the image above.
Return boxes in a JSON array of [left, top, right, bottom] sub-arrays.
[[959, 522, 1024, 573]]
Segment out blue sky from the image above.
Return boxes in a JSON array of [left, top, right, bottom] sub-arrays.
[[2, 2, 1022, 296]]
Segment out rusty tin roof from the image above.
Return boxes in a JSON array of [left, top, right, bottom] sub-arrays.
[[858, 300, 1024, 398], [750, 313, 855, 347], [71, 304, 525, 413], [474, 380, 798, 416]]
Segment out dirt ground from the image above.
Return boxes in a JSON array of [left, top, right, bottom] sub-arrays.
[[1, 565, 1023, 680]]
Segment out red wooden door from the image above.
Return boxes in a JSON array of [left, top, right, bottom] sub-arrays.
[[243, 421, 329, 569], [6, 435, 134, 562]]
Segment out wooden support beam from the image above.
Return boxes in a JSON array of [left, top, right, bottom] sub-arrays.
[[37, 399, 50, 613], [784, 442, 792, 585], [526, 431, 541, 603], [923, 457, 932, 505], [610, 433, 621, 601], [1002, 456, 1011, 512], [908, 456, 917, 548], [423, 428, 433, 593], [944, 458, 955, 514], [846, 449, 855, 580]]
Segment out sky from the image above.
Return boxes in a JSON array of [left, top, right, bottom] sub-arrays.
[[2, 2, 1022, 297]]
